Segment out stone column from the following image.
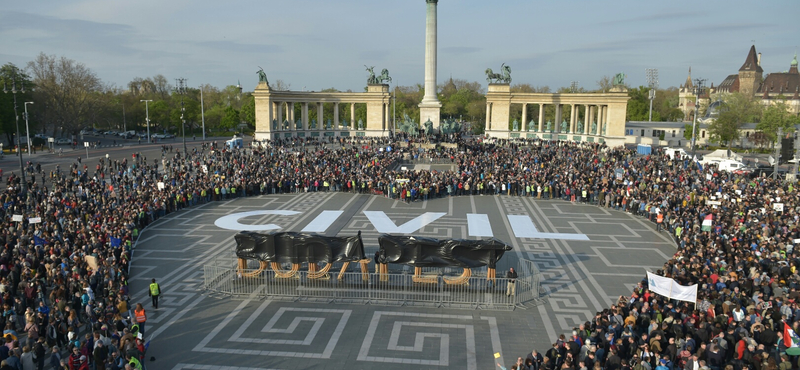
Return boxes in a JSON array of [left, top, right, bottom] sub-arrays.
[[419, 0, 442, 128], [422, 0, 438, 103], [384, 103, 389, 131], [555, 105, 562, 133], [289, 103, 295, 131], [317, 103, 323, 130], [486, 103, 491, 130], [584, 105, 590, 134], [597, 105, 603, 136], [538, 104, 544, 132], [521, 104, 527, 132], [351, 103, 356, 130], [333, 103, 339, 129], [277, 102, 284, 131], [302, 102, 309, 131]]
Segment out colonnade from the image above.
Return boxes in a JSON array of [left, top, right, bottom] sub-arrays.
[[486, 102, 610, 135], [483, 84, 630, 145], [254, 82, 392, 140], [269, 101, 370, 132]]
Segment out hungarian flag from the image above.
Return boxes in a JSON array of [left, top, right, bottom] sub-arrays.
[[701, 214, 713, 232], [785, 322, 800, 348]]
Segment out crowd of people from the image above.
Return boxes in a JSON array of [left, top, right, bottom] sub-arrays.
[[0, 134, 798, 370]]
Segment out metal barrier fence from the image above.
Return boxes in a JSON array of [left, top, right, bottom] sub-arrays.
[[203, 258, 541, 310]]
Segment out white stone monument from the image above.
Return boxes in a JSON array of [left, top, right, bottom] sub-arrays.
[[418, 0, 442, 130]]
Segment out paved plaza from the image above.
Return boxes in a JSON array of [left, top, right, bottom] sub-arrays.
[[130, 192, 676, 370]]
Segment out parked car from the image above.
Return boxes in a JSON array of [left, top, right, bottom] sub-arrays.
[[137, 132, 148, 138], [55, 138, 71, 145], [164, 134, 175, 139], [151, 134, 166, 139], [748, 164, 788, 178]]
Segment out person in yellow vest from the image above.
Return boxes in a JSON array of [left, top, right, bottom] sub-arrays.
[[148, 278, 161, 309], [128, 353, 143, 370], [134, 303, 147, 335]]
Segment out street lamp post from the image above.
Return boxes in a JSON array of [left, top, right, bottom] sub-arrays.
[[691, 78, 706, 158], [392, 84, 397, 138], [3, 79, 29, 197], [175, 78, 188, 154], [24, 102, 33, 156], [200, 86, 206, 141], [122, 103, 126, 132], [141, 99, 153, 143], [646, 68, 658, 122]]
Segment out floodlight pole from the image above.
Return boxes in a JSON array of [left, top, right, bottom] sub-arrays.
[[646, 68, 658, 122], [24, 102, 33, 156], [141, 99, 153, 143], [3, 79, 28, 198], [690, 78, 705, 158]]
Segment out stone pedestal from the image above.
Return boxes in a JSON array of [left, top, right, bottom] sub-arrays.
[[486, 84, 510, 132], [366, 84, 390, 133], [418, 102, 442, 130]]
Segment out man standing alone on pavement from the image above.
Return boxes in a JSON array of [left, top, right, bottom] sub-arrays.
[[507, 268, 518, 296], [148, 279, 161, 309]]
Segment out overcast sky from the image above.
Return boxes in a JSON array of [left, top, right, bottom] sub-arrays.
[[1, 0, 797, 93]]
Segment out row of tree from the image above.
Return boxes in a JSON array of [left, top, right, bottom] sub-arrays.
[[2, 53, 795, 146], [702, 92, 800, 150], [0, 53, 260, 147]]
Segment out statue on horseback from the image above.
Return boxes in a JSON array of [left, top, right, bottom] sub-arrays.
[[377, 68, 392, 84], [366, 66, 392, 84], [485, 63, 512, 84]]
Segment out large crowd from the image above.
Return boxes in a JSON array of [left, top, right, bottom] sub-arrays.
[[0, 134, 798, 370]]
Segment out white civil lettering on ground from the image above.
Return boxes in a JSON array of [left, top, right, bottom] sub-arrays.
[[213, 210, 300, 231], [300, 210, 344, 233]]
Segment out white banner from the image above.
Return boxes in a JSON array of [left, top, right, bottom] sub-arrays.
[[646, 272, 673, 298], [671, 283, 698, 303], [11, 215, 22, 222], [647, 271, 698, 304], [28, 217, 41, 224]]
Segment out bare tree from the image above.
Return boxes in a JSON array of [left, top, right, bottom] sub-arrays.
[[272, 79, 291, 91], [27, 53, 105, 135], [596, 76, 613, 92]]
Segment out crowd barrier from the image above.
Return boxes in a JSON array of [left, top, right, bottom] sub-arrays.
[[203, 257, 541, 311]]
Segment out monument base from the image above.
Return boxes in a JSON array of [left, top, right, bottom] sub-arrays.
[[419, 102, 442, 131]]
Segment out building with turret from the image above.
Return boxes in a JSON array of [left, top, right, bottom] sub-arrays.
[[757, 53, 800, 115], [708, 45, 799, 115]]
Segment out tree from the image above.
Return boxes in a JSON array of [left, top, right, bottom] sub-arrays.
[[272, 79, 291, 91], [240, 94, 255, 126], [758, 100, 798, 146], [749, 131, 770, 149], [220, 105, 240, 130], [683, 123, 700, 141], [626, 86, 656, 121], [596, 76, 613, 92], [707, 92, 761, 150], [27, 53, 105, 136], [0, 63, 34, 146]]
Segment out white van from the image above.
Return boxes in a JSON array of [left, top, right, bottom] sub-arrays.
[[664, 148, 690, 160], [716, 159, 748, 173], [226, 136, 243, 149]]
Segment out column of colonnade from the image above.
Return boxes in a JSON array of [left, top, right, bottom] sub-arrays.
[[485, 102, 492, 131], [479, 99, 615, 138], [521, 103, 527, 131]]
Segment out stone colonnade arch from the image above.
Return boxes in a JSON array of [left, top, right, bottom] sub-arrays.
[[484, 84, 630, 146], [254, 82, 392, 141]]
